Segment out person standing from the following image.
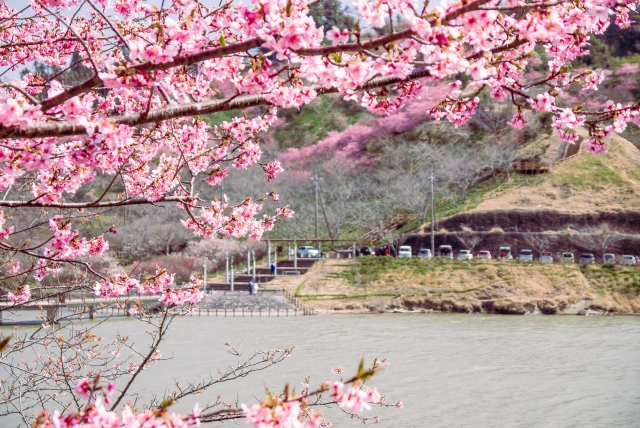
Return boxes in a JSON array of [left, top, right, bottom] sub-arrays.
[[270, 263, 275, 276]]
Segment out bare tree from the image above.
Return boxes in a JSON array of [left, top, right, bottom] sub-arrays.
[[569, 223, 627, 258], [469, 103, 514, 135], [486, 142, 520, 181], [454, 233, 484, 252], [444, 149, 487, 198], [522, 233, 556, 256]]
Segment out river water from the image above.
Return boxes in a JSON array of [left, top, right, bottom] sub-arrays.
[[3, 314, 640, 427]]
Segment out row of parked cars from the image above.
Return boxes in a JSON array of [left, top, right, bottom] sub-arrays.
[[366, 244, 638, 265]]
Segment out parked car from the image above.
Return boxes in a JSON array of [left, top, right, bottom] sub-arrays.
[[580, 253, 596, 264], [603, 253, 616, 264], [397, 245, 412, 258], [540, 251, 554, 263], [478, 250, 492, 259], [417, 248, 433, 259], [498, 246, 512, 259], [621, 255, 637, 265], [519, 249, 533, 261], [561, 252, 574, 263], [375, 245, 389, 256], [439, 245, 453, 258], [297, 246, 319, 258], [458, 250, 473, 260], [360, 246, 374, 256]]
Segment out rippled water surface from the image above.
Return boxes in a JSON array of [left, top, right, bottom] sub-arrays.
[[5, 314, 640, 427]]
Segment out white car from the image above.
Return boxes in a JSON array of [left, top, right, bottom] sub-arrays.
[[297, 246, 319, 258], [439, 245, 453, 258], [397, 245, 412, 258], [621, 255, 637, 265], [457, 250, 473, 260], [417, 248, 432, 259]]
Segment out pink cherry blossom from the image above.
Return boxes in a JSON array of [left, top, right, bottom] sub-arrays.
[[326, 26, 350, 46], [330, 382, 381, 414], [74, 378, 92, 400], [8, 284, 30, 304]]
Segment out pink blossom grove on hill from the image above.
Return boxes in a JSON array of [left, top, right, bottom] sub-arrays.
[[1, 0, 640, 426], [278, 83, 452, 168]]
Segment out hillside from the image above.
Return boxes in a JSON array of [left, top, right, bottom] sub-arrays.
[[473, 132, 640, 214]]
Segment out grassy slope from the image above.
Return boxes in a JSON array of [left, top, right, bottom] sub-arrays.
[[473, 133, 640, 214], [267, 257, 640, 314]]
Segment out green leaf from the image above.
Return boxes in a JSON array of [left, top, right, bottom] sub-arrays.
[[159, 397, 174, 409], [0, 336, 10, 352]]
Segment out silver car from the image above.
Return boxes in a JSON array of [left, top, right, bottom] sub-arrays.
[[519, 249, 533, 261], [297, 246, 318, 258], [580, 253, 595, 264], [417, 248, 432, 259], [621, 255, 637, 265], [540, 252, 553, 263]]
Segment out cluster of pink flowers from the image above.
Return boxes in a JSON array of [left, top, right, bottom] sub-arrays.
[[0, 211, 13, 240], [553, 108, 586, 143], [242, 400, 322, 428], [7, 284, 30, 304], [330, 382, 381, 414], [429, 96, 481, 128], [40, 378, 202, 428], [93, 272, 203, 308], [48, 217, 108, 260], [160, 276, 204, 307]]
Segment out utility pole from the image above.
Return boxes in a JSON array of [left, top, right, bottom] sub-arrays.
[[429, 169, 436, 257], [230, 261, 234, 292], [252, 250, 256, 281], [219, 182, 228, 200], [225, 252, 229, 283], [311, 171, 323, 254], [203, 257, 207, 294]]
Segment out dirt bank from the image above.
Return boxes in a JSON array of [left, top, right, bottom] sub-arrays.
[[405, 210, 640, 256], [264, 258, 640, 316], [432, 210, 640, 233]]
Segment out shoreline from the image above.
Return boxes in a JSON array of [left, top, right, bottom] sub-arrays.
[[264, 258, 640, 317]]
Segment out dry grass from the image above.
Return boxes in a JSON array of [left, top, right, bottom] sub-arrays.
[[273, 258, 640, 313], [474, 132, 640, 214]]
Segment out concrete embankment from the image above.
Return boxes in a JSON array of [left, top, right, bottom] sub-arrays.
[[199, 291, 297, 311]]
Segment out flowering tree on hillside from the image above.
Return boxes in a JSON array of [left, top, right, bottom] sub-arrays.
[[1, 0, 640, 425]]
